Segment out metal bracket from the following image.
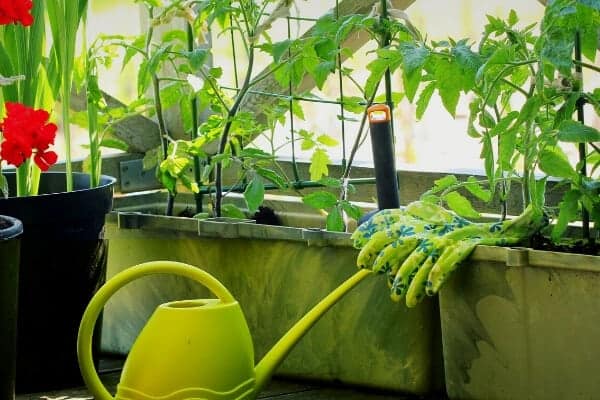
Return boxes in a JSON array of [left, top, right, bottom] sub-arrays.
[[119, 159, 161, 193]]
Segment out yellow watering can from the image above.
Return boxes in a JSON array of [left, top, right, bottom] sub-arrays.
[[77, 260, 371, 400]]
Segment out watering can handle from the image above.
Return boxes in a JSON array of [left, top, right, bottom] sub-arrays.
[[77, 260, 236, 400]]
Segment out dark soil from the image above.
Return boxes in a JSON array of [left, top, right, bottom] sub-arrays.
[[252, 206, 282, 226], [529, 233, 599, 256]]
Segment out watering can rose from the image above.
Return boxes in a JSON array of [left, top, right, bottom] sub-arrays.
[[0, 102, 58, 171], [0, 0, 33, 26]]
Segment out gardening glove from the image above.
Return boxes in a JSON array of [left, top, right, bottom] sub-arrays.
[[352, 201, 545, 307]]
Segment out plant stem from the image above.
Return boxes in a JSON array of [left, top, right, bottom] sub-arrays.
[[340, 82, 380, 182], [145, 6, 174, 215], [187, 22, 203, 214], [214, 45, 256, 217], [574, 59, 600, 74], [574, 32, 590, 241]]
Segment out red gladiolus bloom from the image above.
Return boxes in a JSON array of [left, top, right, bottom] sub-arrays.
[[0, 0, 34, 26], [34, 150, 58, 171], [0, 135, 31, 166], [0, 102, 58, 170]]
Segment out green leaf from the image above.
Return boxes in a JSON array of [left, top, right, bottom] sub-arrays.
[[579, 0, 600, 11], [302, 190, 338, 209], [0, 174, 8, 198], [508, 9, 519, 26], [186, 48, 209, 70], [238, 148, 274, 160], [309, 148, 330, 181], [317, 177, 342, 188], [123, 34, 146, 70], [291, 100, 305, 120], [244, 175, 265, 214], [400, 42, 430, 76], [143, 146, 161, 171], [531, 177, 547, 212], [452, 41, 482, 91], [340, 200, 362, 220], [326, 205, 345, 232], [430, 175, 459, 194], [340, 96, 365, 114], [159, 82, 183, 110], [552, 189, 581, 241], [317, 134, 339, 147], [162, 156, 190, 177], [416, 82, 435, 120], [541, 29, 575, 75], [481, 134, 495, 188], [158, 169, 177, 194], [310, 61, 335, 90], [516, 96, 541, 126], [435, 58, 462, 117], [222, 203, 247, 219], [465, 176, 492, 202], [539, 147, 578, 180], [162, 29, 186, 44], [489, 111, 519, 137], [256, 167, 287, 189], [373, 92, 404, 105], [444, 191, 481, 219], [365, 49, 402, 98], [100, 136, 129, 151], [399, 42, 429, 103], [498, 127, 518, 171], [557, 120, 600, 143]]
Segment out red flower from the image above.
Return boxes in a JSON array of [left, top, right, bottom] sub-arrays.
[[34, 150, 58, 171], [0, 102, 58, 171], [0, 135, 31, 166], [0, 0, 34, 26]]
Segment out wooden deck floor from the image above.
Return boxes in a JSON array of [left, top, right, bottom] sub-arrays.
[[15, 358, 437, 400]]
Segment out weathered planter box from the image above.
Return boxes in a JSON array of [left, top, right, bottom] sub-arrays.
[[101, 192, 445, 395], [439, 245, 600, 400]]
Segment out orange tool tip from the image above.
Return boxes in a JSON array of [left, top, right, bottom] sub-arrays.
[[367, 104, 391, 123]]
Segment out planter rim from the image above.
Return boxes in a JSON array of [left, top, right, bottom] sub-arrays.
[[0, 172, 116, 227], [0, 215, 23, 241], [109, 211, 354, 247], [472, 244, 600, 273], [1, 171, 115, 199]]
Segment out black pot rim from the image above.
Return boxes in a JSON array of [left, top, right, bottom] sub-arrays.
[[2, 171, 115, 199], [0, 215, 23, 241]]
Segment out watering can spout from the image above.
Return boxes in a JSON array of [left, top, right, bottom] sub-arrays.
[[77, 261, 371, 400], [252, 267, 371, 395]]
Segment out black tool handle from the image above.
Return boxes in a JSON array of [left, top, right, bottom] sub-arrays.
[[367, 104, 400, 210]]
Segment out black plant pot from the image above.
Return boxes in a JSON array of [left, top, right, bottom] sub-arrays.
[[0, 215, 23, 400], [0, 172, 115, 393]]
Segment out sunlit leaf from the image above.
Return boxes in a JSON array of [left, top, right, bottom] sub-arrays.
[[302, 190, 338, 209], [244, 175, 264, 213]]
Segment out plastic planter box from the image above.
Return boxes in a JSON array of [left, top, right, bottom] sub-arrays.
[[439, 245, 600, 400]]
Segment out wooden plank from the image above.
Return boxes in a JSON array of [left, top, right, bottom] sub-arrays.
[[15, 371, 425, 399]]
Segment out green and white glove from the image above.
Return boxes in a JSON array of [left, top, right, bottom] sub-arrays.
[[352, 201, 545, 307]]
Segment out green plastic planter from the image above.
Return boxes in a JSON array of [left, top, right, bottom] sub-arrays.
[[0, 215, 22, 400], [439, 245, 600, 400], [99, 193, 446, 396]]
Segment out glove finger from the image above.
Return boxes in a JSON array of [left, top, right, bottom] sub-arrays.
[[390, 242, 431, 302], [356, 230, 397, 269], [405, 253, 437, 308], [426, 239, 478, 295], [372, 236, 418, 274], [356, 218, 429, 269]]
